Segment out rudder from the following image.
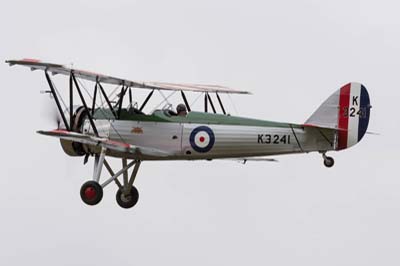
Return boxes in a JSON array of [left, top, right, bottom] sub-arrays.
[[305, 82, 371, 150]]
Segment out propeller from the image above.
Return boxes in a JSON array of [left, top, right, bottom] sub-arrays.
[[40, 92, 63, 129], [40, 92, 91, 164], [84, 154, 90, 165]]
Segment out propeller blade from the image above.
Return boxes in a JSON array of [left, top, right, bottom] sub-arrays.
[[83, 154, 90, 165], [40, 95, 62, 129]]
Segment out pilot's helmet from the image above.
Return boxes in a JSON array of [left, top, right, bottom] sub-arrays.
[[176, 103, 187, 113]]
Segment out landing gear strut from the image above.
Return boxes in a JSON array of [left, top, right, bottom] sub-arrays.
[[79, 147, 142, 208], [322, 153, 335, 168], [114, 159, 141, 209]]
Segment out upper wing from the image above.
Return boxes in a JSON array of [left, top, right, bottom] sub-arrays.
[[6, 58, 251, 95], [37, 129, 172, 157]]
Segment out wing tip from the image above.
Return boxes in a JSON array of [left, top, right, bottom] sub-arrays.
[[5, 59, 14, 66]]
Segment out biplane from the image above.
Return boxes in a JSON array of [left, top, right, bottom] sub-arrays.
[[6, 59, 372, 209]]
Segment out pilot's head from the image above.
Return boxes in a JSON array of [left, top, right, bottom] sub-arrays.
[[176, 104, 187, 116]]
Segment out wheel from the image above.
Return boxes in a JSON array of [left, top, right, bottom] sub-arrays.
[[116, 186, 139, 209], [80, 181, 103, 206], [323, 156, 335, 168]]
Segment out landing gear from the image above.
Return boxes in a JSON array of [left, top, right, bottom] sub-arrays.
[[80, 181, 103, 205], [322, 153, 335, 168], [79, 147, 142, 209], [113, 159, 141, 209], [116, 186, 139, 209]]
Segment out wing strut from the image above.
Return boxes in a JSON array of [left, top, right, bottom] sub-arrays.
[[139, 89, 154, 112], [91, 82, 98, 116], [204, 93, 208, 112], [69, 74, 74, 128], [207, 93, 216, 114], [117, 85, 127, 119], [97, 81, 117, 118], [45, 71, 70, 131], [71, 72, 99, 136], [216, 92, 226, 115], [180, 90, 191, 112], [129, 88, 133, 106]]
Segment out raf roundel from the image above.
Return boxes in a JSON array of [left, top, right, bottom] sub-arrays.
[[189, 126, 215, 153]]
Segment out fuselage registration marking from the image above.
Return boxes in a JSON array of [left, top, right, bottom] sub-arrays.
[[257, 134, 291, 144]]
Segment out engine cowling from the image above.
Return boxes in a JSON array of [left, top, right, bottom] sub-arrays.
[[60, 106, 89, 156]]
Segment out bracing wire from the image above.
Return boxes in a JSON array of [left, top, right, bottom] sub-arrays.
[[227, 93, 239, 115], [52, 81, 68, 112], [151, 90, 177, 112], [76, 78, 126, 143], [190, 92, 204, 107]]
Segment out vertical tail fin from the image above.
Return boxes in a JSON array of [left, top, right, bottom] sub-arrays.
[[305, 82, 371, 150]]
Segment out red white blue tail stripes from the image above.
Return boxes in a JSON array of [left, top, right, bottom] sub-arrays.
[[337, 82, 370, 150]]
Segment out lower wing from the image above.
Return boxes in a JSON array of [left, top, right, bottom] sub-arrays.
[[37, 129, 172, 157]]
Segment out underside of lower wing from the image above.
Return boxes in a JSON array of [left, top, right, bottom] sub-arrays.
[[37, 129, 172, 158], [224, 157, 278, 164]]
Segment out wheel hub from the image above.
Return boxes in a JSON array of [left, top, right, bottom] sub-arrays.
[[84, 187, 97, 200], [121, 193, 132, 203], [116, 186, 139, 208]]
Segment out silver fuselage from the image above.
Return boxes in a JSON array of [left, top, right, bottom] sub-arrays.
[[81, 116, 336, 161]]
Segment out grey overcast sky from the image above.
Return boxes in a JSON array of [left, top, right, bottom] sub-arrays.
[[0, 0, 398, 265]]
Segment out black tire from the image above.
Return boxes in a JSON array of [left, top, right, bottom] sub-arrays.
[[116, 186, 139, 209], [80, 181, 103, 206], [323, 156, 335, 168]]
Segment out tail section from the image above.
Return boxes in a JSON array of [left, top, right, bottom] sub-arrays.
[[305, 82, 371, 150]]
